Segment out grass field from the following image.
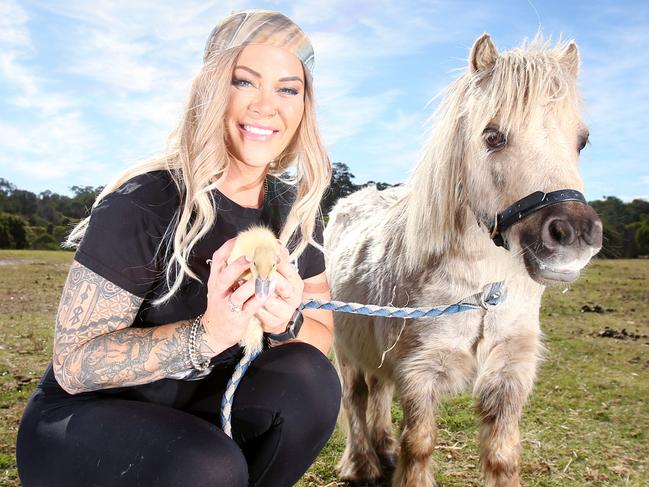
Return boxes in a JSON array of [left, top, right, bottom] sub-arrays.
[[1, 251, 648, 486]]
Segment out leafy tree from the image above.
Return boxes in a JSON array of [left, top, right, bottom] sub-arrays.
[[0, 179, 16, 214], [635, 220, 649, 254], [627, 199, 649, 223], [69, 185, 102, 218], [11, 189, 38, 216], [53, 225, 70, 246], [587, 196, 649, 258], [358, 180, 397, 191], [0, 213, 30, 249], [32, 233, 59, 250], [0, 178, 16, 194], [0, 221, 12, 248], [323, 162, 359, 214]]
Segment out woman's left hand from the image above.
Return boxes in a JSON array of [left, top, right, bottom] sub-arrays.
[[255, 245, 304, 335]]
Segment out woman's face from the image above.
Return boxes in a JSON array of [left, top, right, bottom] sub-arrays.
[[225, 44, 305, 170]]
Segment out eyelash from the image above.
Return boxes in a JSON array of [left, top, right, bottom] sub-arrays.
[[232, 78, 300, 96], [280, 87, 299, 96], [232, 78, 254, 88]]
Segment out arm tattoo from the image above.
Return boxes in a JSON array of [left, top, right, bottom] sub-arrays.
[[54, 261, 195, 393]]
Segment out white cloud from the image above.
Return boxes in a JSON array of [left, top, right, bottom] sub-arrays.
[[0, 0, 31, 48], [0, 0, 98, 186], [0, 112, 103, 180], [0, 53, 39, 94], [67, 30, 163, 94]]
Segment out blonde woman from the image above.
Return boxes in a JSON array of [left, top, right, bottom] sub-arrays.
[[16, 10, 339, 487]]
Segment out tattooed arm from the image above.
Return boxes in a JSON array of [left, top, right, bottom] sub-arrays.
[[52, 261, 224, 395]]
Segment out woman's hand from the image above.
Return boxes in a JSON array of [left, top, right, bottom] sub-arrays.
[[255, 245, 304, 335], [202, 238, 269, 349]]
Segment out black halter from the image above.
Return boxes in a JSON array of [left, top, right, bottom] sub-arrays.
[[489, 189, 588, 249]]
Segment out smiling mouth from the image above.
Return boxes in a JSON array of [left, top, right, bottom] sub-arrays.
[[239, 124, 279, 141]]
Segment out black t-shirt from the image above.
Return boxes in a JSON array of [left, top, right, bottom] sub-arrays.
[[74, 170, 325, 329]]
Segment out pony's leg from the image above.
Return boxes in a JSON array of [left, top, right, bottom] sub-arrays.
[[474, 332, 540, 487], [393, 379, 439, 487], [393, 349, 474, 487], [336, 357, 383, 485], [366, 374, 398, 471]]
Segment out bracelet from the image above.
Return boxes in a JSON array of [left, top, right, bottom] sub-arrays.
[[189, 314, 211, 371]]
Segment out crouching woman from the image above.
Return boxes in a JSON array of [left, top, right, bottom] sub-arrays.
[[16, 10, 340, 487]]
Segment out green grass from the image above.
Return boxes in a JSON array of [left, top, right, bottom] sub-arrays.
[[1, 252, 648, 486]]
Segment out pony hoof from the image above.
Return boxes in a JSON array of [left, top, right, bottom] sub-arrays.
[[337, 455, 383, 486]]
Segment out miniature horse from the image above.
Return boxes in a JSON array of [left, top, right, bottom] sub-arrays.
[[325, 34, 602, 487]]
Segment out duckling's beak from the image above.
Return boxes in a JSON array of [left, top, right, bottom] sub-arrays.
[[255, 278, 275, 299]]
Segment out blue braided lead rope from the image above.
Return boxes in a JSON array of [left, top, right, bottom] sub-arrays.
[[220, 281, 506, 437], [221, 349, 260, 438], [299, 281, 506, 317]]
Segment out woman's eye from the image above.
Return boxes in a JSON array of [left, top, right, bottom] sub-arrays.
[[483, 128, 507, 151], [232, 78, 254, 88], [279, 87, 299, 96]]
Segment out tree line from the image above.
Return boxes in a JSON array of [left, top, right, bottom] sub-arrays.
[[1, 165, 648, 257], [0, 178, 102, 250]]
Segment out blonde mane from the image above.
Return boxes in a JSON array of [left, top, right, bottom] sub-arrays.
[[398, 36, 581, 272]]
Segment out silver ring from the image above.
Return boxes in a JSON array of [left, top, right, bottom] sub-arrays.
[[227, 295, 241, 313]]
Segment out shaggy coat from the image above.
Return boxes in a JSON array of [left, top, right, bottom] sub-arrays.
[[325, 34, 602, 487]]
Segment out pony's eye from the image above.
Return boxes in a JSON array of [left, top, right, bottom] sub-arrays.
[[577, 134, 589, 153], [483, 128, 507, 151]]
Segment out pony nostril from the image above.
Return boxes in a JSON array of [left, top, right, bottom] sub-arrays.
[[545, 218, 576, 247], [582, 219, 603, 246]]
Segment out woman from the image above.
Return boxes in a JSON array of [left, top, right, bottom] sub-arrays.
[[16, 10, 340, 487]]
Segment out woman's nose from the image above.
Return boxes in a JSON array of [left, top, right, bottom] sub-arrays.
[[249, 90, 277, 118]]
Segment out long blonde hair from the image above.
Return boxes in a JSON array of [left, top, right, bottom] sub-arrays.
[[66, 45, 331, 304]]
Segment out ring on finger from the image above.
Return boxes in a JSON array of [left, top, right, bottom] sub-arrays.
[[227, 295, 241, 313]]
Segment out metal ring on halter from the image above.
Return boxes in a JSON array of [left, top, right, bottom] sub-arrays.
[[227, 295, 241, 313]]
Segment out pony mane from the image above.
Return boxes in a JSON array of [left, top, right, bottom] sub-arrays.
[[398, 35, 581, 273]]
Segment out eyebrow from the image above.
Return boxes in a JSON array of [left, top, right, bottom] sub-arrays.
[[235, 65, 304, 84]]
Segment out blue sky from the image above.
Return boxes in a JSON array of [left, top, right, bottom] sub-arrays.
[[1, 0, 647, 201]]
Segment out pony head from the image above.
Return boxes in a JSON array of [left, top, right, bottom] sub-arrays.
[[406, 34, 602, 284]]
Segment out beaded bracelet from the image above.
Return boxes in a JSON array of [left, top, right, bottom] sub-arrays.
[[189, 314, 211, 371]]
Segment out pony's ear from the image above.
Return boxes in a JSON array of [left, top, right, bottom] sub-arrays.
[[560, 41, 580, 77], [470, 33, 498, 73]]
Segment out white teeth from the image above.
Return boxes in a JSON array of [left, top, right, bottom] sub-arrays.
[[244, 125, 273, 135]]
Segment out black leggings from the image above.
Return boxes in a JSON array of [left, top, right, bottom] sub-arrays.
[[16, 342, 341, 487]]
